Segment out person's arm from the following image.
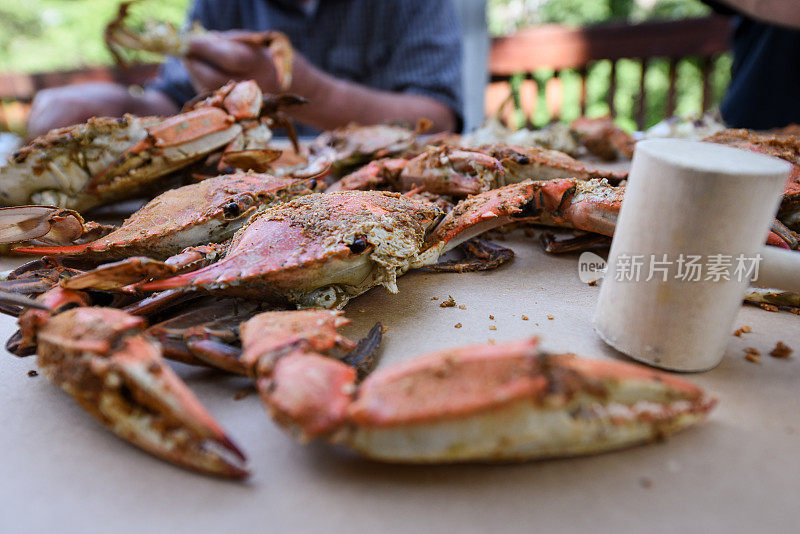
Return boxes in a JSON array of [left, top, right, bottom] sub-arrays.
[[184, 37, 456, 132], [26, 83, 178, 138], [714, 0, 800, 29]]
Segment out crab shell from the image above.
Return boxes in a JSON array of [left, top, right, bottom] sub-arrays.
[[253, 336, 715, 462], [14, 173, 311, 260], [141, 191, 443, 308]]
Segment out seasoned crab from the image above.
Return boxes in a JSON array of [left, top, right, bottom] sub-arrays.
[[328, 147, 505, 196], [0, 80, 302, 211], [484, 144, 627, 183], [308, 121, 431, 175], [11, 173, 314, 260], [111, 180, 624, 308], [330, 145, 626, 197], [570, 116, 636, 161], [246, 335, 715, 461], [105, 0, 292, 89]]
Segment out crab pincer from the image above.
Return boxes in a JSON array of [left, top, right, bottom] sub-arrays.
[[32, 307, 248, 478], [250, 337, 715, 462]]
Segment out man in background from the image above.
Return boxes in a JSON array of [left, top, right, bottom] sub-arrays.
[[707, 0, 800, 129], [27, 0, 463, 137]]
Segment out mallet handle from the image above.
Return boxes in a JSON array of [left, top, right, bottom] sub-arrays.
[[755, 246, 800, 293]]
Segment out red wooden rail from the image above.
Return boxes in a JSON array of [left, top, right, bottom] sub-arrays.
[[487, 15, 733, 129]]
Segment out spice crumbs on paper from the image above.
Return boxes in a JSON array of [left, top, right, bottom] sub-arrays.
[[744, 347, 761, 363], [547, 315, 554, 320], [733, 326, 751, 337], [27, 370, 38, 377], [454, 323, 462, 329], [489, 315, 495, 320], [759, 304, 779, 312], [770, 342, 792, 359], [521, 315, 529, 321], [489, 325, 497, 331], [440, 295, 456, 308]]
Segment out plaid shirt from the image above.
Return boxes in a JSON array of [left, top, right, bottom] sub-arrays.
[[150, 0, 463, 134]]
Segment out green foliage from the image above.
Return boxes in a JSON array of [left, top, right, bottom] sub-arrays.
[[488, 0, 712, 35], [0, 0, 190, 72]]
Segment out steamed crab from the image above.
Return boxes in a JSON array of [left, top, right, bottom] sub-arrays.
[[105, 0, 293, 90], [5, 173, 315, 260], [308, 120, 432, 175], [0, 80, 303, 211], [329, 145, 626, 197], [53, 179, 623, 308]]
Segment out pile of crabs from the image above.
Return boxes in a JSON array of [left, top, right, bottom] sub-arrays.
[[2, 7, 800, 479]]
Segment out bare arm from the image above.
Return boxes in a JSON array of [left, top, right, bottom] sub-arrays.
[[185, 35, 457, 133], [715, 0, 800, 29], [27, 83, 178, 138]]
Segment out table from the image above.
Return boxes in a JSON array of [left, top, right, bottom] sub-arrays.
[[1, 230, 798, 534]]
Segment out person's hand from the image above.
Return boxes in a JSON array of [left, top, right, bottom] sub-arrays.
[[26, 83, 128, 138], [185, 31, 304, 94]]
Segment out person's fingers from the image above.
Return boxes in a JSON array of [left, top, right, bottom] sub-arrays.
[[185, 58, 239, 94], [187, 34, 260, 74]]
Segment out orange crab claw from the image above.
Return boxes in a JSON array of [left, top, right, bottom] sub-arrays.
[[0, 206, 86, 245], [254, 336, 715, 462], [35, 307, 248, 478]]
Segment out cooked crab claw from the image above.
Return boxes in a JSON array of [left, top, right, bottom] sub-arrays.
[[0, 206, 87, 245], [253, 337, 715, 462], [34, 306, 248, 478]]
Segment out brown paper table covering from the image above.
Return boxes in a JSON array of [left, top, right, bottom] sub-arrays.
[[0, 230, 798, 534]]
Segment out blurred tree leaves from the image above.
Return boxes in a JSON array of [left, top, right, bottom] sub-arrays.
[[0, 0, 190, 72]]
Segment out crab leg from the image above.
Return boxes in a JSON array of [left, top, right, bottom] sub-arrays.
[[33, 306, 248, 478], [416, 179, 623, 266], [255, 337, 715, 462]]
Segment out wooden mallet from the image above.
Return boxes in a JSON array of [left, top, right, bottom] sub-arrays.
[[595, 138, 798, 371]]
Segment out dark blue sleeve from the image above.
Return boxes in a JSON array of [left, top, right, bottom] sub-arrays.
[[380, 1, 464, 131], [146, 0, 221, 106]]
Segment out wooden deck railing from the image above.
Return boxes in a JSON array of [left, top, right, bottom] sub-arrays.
[[487, 15, 733, 129]]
